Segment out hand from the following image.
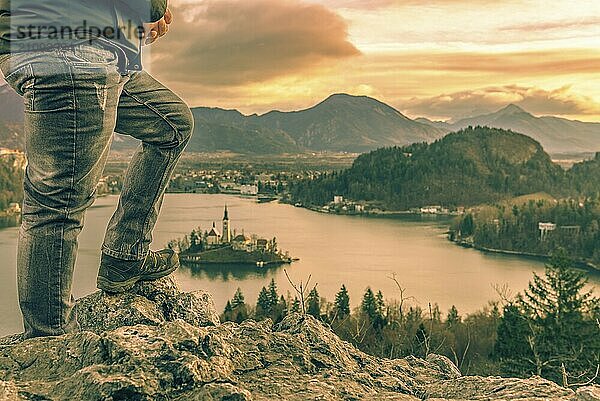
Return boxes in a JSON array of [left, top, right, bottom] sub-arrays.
[[143, 8, 173, 45]]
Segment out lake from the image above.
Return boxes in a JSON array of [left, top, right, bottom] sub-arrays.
[[0, 193, 598, 336]]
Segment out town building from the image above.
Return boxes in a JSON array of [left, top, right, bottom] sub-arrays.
[[240, 185, 259, 196], [207, 222, 221, 246], [6, 203, 20, 215], [538, 222, 557, 241], [232, 233, 252, 251]]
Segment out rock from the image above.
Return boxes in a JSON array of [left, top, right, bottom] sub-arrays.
[[578, 385, 600, 401], [74, 276, 220, 333], [0, 278, 586, 401], [426, 376, 575, 400], [165, 290, 221, 328], [0, 380, 20, 401], [426, 354, 462, 379], [176, 383, 253, 401], [0, 334, 23, 347]]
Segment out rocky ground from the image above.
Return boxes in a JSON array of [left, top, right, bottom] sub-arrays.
[[0, 277, 598, 401]]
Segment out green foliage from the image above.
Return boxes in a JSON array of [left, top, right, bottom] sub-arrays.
[[462, 197, 600, 264], [459, 214, 474, 237], [255, 287, 272, 319], [253, 281, 288, 323], [333, 285, 350, 319], [446, 305, 461, 327], [307, 287, 321, 318], [495, 252, 600, 384], [289, 127, 567, 209], [221, 288, 249, 323], [221, 251, 597, 384]]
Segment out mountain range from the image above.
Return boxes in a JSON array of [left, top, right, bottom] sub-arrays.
[[416, 104, 600, 154], [141, 94, 447, 154], [1, 85, 600, 154]]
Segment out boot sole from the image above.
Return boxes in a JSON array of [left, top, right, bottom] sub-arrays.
[[97, 262, 180, 294]]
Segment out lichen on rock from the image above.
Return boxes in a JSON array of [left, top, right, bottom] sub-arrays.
[[0, 276, 592, 400]]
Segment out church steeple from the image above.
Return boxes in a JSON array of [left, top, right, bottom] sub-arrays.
[[222, 205, 231, 243]]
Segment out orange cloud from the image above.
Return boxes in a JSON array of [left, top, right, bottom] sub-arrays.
[[148, 0, 360, 86], [382, 50, 600, 75]]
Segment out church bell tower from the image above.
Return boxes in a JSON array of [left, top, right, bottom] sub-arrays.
[[222, 205, 231, 243]]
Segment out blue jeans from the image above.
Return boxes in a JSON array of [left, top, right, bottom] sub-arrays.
[[0, 43, 193, 338]]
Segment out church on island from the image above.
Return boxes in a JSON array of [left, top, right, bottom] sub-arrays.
[[205, 205, 274, 253]]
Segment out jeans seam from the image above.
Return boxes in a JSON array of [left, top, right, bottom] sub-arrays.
[[140, 151, 174, 256], [120, 87, 179, 258], [53, 51, 77, 330]]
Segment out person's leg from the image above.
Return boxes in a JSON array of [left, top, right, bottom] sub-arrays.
[[0, 45, 126, 338], [101, 71, 193, 262]]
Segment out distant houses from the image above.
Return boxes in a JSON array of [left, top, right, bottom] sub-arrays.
[[538, 221, 581, 241]]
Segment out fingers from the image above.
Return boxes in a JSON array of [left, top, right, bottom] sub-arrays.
[[157, 18, 169, 37], [144, 29, 159, 45], [142, 10, 172, 46], [164, 8, 173, 25]]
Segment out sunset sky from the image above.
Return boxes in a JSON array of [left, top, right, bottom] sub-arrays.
[[142, 0, 600, 121]]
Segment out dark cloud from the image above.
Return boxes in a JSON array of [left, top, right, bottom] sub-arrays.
[[402, 85, 600, 121], [148, 0, 360, 86]]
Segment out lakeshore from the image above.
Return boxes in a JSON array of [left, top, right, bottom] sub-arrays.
[[2, 193, 598, 336], [453, 239, 600, 274], [180, 245, 295, 267]]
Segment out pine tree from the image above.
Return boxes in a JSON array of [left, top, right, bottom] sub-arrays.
[[494, 304, 531, 375], [230, 288, 248, 323], [375, 291, 385, 314], [291, 297, 301, 313], [459, 214, 474, 237], [446, 305, 461, 327], [256, 287, 272, 319], [190, 229, 199, 249], [361, 287, 377, 321], [333, 285, 350, 319], [221, 300, 234, 322], [374, 290, 386, 328], [268, 279, 279, 308], [307, 287, 321, 318], [279, 295, 287, 315], [232, 288, 245, 309], [495, 250, 600, 382]]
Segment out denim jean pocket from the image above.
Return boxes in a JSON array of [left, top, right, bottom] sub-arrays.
[[1, 62, 35, 110], [62, 44, 119, 68]]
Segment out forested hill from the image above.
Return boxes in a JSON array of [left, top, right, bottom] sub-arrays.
[[289, 127, 570, 209]]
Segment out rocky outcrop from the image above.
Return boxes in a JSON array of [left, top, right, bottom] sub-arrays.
[[0, 277, 596, 401], [74, 277, 220, 333]]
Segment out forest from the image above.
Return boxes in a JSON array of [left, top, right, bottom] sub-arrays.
[[220, 252, 600, 387], [289, 127, 600, 210], [455, 197, 600, 265]]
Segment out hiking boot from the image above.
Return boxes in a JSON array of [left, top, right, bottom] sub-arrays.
[[97, 249, 180, 293]]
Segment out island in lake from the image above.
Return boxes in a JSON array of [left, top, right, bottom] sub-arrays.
[[170, 205, 296, 267]]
